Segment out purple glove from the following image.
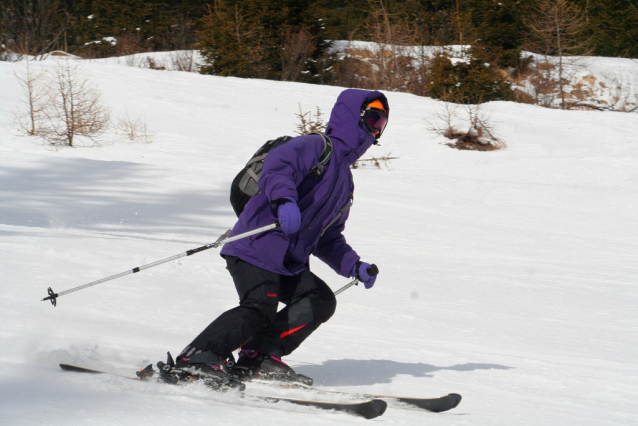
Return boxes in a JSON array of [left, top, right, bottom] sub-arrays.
[[350, 261, 379, 289], [275, 197, 301, 236]]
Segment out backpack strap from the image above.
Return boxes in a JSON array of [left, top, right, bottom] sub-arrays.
[[320, 192, 354, 237], [245, 154, 266, 182], [243, 136, 293, 184], [309, 132, 333, 176]]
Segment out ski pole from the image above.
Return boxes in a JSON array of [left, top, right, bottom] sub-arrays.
[[42, 223, 278, 307], [333, 264, 378, 296], [334, 278, 360, 296]]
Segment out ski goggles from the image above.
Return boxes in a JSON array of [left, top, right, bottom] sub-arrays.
[[362, 108, 388, 137]]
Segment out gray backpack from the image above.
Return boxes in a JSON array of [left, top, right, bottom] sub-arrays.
[[230, 133, 333, 217]]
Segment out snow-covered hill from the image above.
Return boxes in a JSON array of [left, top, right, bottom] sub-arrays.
[[1, 55, 637, 425], [333, 41, 638, 111]]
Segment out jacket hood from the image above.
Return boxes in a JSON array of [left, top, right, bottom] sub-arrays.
[[325, 89, 389, 165]]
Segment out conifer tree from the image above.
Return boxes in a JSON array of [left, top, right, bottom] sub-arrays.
[[468, 0, 531, 69], [583, 0, 638, 58], [197, 0, 332, 82], [427, 48, 514, 103]]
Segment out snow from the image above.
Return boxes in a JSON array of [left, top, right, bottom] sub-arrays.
[[1, 54, 637, 425]]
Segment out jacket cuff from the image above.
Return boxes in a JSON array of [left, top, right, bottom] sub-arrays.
[[272, 197, 296, 207]]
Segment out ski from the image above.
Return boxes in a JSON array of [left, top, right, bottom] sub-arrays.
[[247, 379, 462, 413], [60, 363, 138, 379], [257, 397, 387, 419], [368, 392, 461, 412], [58, 363, 387, 419]]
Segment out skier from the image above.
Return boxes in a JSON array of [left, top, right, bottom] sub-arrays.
[[172, 89, 389, 388]]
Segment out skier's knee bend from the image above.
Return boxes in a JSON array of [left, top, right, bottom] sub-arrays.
[[312, 291, 337, 324]]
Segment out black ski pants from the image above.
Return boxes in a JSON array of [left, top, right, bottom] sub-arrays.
[[184, 255, 337, 359]]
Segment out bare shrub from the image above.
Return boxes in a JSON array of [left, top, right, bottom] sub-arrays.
[[122, 54, 164, 70], [525, 0, 590, 109], [604, 74, 638, 112], [295, 104, 327, 135], [427, 100, 505, 151], [426, 100, 459, 137], [169, 50, 199, 72], [363, 1, 419, 91], [12, 60, 48, 135], [145, 56, 166, 70], [352, 153, 399, 169], [114, 110, 154, 143], [573, 73, 638, 112], [334, 1, 429, 94], [41, 59, 110, 146], [281, 26, 314, 82], [335, 43, 427, 94], [124, 54, 146, 68], [518, 60, 559, 107], [513, 88, 537, 105], [122, 51, 198, 72]]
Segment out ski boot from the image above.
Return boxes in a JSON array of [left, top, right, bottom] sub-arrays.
[[233, 349, 313, 386], [155, 352, 245, 392]]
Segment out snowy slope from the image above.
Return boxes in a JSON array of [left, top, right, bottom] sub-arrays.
[[1, 56, 637, 426]]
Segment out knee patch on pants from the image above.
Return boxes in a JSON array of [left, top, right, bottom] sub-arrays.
[[311, 284, 337, 324]]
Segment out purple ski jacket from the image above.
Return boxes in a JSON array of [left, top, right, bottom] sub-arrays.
[[221, 89, 389, 277]]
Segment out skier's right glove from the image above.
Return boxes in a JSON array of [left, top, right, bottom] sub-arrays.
[[351, 261, 379, 289], [274, 197, 301, 236]]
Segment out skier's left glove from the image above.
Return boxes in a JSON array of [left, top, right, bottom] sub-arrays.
[[351, 261, 379, 289]]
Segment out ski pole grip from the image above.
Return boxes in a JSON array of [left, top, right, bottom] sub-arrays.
[[367, 264, 379, 276]]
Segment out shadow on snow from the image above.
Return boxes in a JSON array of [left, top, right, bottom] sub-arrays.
[[296, 359, 512, 387], [0, 157, 233, 236]]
